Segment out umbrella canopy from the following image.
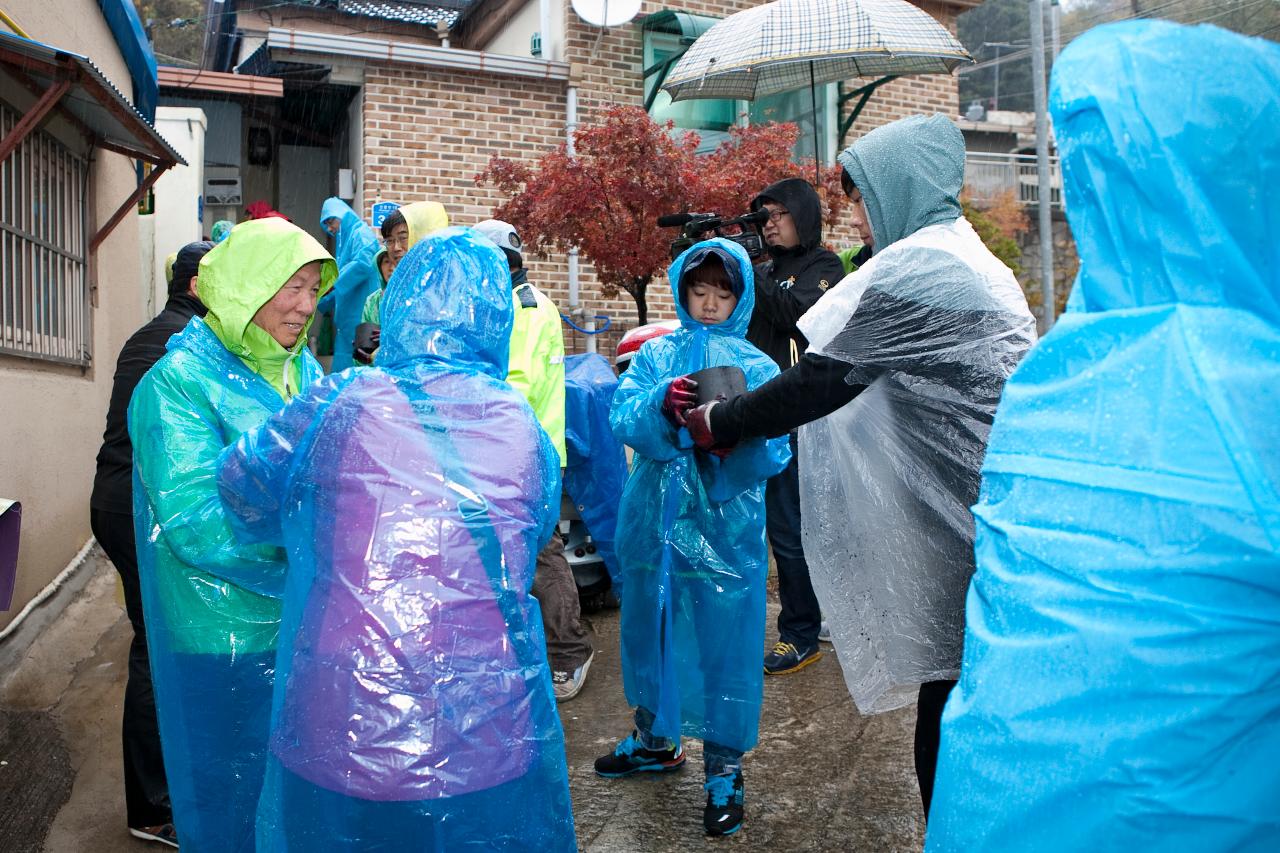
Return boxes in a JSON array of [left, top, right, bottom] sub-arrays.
[[662, 0, 971, 103]]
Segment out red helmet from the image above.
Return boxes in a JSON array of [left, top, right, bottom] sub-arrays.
[[615, 320, 681, 371]]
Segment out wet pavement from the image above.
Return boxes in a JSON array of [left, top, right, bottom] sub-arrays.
[[0, 547, 925, 852]]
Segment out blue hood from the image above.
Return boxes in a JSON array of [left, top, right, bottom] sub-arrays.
[[667, 238, 755, 337], [1051, 21, 1280, 323], [378, 227, 514, 377], [320, 198, 378, 269]]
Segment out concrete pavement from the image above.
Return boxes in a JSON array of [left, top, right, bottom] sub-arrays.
[[0, 548, 925, 852]]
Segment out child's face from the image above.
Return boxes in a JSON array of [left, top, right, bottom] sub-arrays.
[[686, 279, 737, 325], [379, 254, 395, 281]]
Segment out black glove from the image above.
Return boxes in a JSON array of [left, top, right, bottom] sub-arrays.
[[353, 323, 380, 365]]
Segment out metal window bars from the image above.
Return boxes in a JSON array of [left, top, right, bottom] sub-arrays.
[[0, 102, 90, 366]]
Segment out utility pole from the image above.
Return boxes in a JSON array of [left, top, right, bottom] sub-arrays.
[[1030, 0, 1055, 331], [984, 42, 1015, 111], [993, 43, 1002, 109], [1051, 0, 1062, 62]]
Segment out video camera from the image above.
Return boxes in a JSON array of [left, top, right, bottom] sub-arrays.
[[658, 210, 768, 262]]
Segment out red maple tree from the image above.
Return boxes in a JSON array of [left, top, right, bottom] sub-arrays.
[[477, 105, 849, 324]]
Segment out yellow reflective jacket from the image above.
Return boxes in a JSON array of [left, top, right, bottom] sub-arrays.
[[507, 280, 567, 466]]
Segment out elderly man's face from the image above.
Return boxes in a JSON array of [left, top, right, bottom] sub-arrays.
[[324, 217, 341, 236], [253, 261, 323, 348]]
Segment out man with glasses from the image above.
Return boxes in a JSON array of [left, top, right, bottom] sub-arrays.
[[747, 178, 849, 676]]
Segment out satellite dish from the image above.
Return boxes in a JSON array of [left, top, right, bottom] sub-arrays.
[[571, 0, 640, 28]]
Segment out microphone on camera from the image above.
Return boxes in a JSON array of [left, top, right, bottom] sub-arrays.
[[657, 212, 696, 228]]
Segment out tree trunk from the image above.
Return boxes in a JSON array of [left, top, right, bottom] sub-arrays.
[[628, 277, 650, 325]]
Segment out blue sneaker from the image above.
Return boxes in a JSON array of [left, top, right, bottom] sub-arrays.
[[703, 771, 745, 836], [764, 640, 823, 675], [594, 733, 685, 778]]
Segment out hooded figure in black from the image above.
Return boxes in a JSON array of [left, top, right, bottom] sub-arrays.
[[747, 178, 851, 371], [90, 239, 213, 846], [744, 178, 849, 674]]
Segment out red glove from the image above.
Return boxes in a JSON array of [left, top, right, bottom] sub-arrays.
[[685, 402, 734, 458], [662, 376, 699, 426]]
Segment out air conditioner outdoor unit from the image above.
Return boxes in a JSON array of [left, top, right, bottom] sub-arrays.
[[205, 175, 243, 206]]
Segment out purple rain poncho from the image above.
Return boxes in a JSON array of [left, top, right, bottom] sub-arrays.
[[217, 227, 575, 851]]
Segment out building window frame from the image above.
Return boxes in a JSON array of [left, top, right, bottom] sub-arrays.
[[641, 11, 836, 164], [0, 101, 92, 367]]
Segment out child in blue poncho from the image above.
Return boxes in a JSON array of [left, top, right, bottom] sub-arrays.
[[599, 239, 791, 837]]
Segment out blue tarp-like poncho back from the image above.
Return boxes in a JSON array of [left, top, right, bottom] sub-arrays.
[[564, 353, 628, 587], [217, 228, 575, 851], [609, 239, 790, 752], [319, 198, 382, 371], [928, 22, 1280, 852]]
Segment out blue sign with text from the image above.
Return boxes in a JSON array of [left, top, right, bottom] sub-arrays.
[[371, 201, 399, 229]]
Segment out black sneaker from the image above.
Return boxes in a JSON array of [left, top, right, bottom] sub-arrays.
[[703, 771, 745, 836], [594, 733, 685, 778], [763, 640, 823, 675]]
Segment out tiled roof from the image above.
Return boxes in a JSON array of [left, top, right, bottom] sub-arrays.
[[335, 0, 462, 27]]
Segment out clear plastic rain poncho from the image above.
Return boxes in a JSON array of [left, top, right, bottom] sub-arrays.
[[129, 219, 335, 852], [796, 114, 1037, 714], [927, 23, 1280, 851], [610, 239, 791, 751], [318, 198, 381, 372], [216, 227, 575, 852], [563, 353, 628, 585]]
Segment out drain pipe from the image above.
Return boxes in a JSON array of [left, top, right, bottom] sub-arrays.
[[565, 64, 595, 352]]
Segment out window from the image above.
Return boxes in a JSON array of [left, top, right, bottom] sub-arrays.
[[749, 83, 836, 165], [644, 30, 740, 153], [0, 102, 90, 366], [642, 11, 835, 164], [643, 11, 741, 155]]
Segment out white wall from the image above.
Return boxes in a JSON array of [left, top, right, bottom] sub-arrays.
[[0, 1, 150, 632], [152, 108, 207, 307], [487, 0, 543, 58]]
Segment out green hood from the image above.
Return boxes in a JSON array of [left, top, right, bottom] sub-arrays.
[[197, 219, 336, 394], [837, 114, 964, 253]]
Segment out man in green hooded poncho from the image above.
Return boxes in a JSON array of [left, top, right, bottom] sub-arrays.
[[129, 218, 337, 851]]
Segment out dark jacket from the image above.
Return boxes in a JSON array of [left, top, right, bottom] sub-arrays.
[[90, 293, 205, 514], [747, 178, 847, 370]]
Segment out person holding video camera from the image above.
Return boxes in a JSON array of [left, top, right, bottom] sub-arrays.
[[747, 178, 850, 676]]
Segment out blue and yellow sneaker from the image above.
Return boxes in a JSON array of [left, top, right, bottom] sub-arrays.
[[593, 733, 685, 778], [764, 640, 823, 675], [703, 771, 745, 836]]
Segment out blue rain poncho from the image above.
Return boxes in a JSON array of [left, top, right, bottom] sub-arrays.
[[320, 197, 378, 269], [927, 22, 1280, 852], [217, 227, 575, 852], [610, 239, 791, 752], [130, 219, 335, 852], [318, 198, 381, 372], [563, 353, 627, 585]]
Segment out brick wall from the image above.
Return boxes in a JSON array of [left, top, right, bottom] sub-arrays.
[[361, 1, 965, 346]]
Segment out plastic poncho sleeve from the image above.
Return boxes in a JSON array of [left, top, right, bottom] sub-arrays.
[[130, 361, 286, 597], [217, 373, 353, 546], [701, 421, 789, 504], [609, 343, 683, 463], [362, 287, 383, 324]]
